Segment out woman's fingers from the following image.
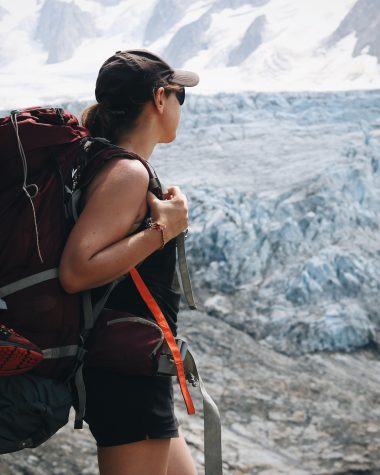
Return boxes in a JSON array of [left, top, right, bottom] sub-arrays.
[[165, 185, 181, 198], [146, 190, 158, 205], [165, 186, 188, 208], [146, 187, 188, 240]]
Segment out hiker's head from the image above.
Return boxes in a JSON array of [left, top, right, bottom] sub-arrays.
[[81, 49, 199, 143]]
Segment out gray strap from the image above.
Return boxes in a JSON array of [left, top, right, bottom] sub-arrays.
[[176, 233, 197, 309], [42, 345, 79, 359], [71, 189, 82, 222], [0, 299, 7, 310], [81, 278, 123, 333], [184, 349, 223, 475], [92, 278, 123, 321], [0, 268, 59, 298], [153, 180, 196, 309], [160, 340, 223, 475], [74, 362, 86, 429], [73, 282, 120, 431], [82, 290, 94, 331]]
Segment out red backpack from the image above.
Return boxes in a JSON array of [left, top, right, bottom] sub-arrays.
[[0, 107, 89, 379]]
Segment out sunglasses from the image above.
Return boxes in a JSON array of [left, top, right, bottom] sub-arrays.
[[174, 87, 185, 106], [164, 86, 185, 106]]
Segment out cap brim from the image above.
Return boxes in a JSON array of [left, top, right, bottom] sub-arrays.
[[171, 70, 199, 87]]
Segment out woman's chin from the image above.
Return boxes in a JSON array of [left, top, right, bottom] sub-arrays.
[[159, 132, 177, 144]]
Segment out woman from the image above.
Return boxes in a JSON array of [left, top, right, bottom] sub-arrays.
[[59, 49, 199, 475]]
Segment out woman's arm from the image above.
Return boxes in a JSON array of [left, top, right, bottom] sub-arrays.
[[59, 158, 188, 293]]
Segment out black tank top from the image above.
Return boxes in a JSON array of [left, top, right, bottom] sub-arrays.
[[88, 147, 181, 336], [92, 223, 181, 336]]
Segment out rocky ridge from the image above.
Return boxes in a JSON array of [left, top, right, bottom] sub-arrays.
[[2, 310, 380, 474]]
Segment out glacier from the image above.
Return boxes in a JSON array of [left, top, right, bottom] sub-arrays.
[[186, 153, 380, 355], [150, 90, 380, 356]]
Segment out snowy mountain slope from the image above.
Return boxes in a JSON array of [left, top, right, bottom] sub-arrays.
[[227, 14, 266, 66], [0, 0, 379, 109], [143, 0, 188, 45], [0, 5, 7, 19], [327, 0, 380, 62], [36, 0, 97, 63], [163, 9, 212, 67]]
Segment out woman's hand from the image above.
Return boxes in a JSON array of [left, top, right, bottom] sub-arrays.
[[147, 186, 188, 241]]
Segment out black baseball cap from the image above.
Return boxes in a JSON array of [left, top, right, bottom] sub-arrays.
[[95, 49, 199, 109]]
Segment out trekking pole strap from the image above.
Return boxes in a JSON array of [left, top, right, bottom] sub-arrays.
[[157, 339, 223, 475], [184, 349, 223, 475]]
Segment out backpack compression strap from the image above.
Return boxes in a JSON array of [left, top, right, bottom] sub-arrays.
[[183, 349, 223, 475]]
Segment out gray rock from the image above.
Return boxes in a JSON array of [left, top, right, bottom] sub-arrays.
[[0, 5, 8, 20], [228, 15, 266, 66], [144, 0, 188, 45], [94, 0, 121, 5], [163, 11, 212, 67], [35, 0, 97, 64], [326, 0, 380, 62], [214, 0, 269, 8], [3, 311, 380, 474]]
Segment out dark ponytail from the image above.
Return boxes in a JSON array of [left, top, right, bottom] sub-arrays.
[[80, 101, 145, 143]]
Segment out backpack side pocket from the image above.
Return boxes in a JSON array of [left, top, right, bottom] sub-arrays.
[[84, 309, 164, 375]]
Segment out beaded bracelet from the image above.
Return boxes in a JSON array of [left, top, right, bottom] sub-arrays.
[[144, 217, 167, 250]]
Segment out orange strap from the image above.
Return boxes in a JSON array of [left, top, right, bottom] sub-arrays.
[[129, 267, 195, 415]]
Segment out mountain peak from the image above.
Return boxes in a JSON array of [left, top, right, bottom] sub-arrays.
[[327, 0, 380, 62], [0, 0, 379, 108], [35, 0, 97, 64]]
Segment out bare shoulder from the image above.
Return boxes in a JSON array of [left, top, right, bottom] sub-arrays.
[[84, 157, 149, 203], [78, 156, 150, 238], [59, 156, 151, 290], [62, 156, 150, 264]]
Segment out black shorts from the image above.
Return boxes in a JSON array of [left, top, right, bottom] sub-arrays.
[[83, 367, 179, 447]]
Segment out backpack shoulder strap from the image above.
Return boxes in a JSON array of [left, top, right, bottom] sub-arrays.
[[76, 138, 164, 199]]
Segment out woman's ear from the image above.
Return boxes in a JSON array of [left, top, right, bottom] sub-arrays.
[[153, 87, 165, 114]]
